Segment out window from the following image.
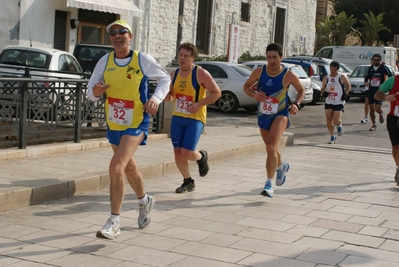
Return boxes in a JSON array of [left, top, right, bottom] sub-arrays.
[[58, 55, 82, 73], [0, 49, 50, 69], [77, 9, 115, 45], [79, 24, 110, 45], [199, 64, 228, 79], [290, 66, 308, 79], [196, 0, 213, 54], [241, 3, 250, 22], [316, 48, 333, 59], [274, 7, 286, 46]]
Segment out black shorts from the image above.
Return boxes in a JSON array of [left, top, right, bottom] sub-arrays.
[[325, 103, 344, 111], [387, 114, 399, 146], [368, 87, 382, 105]]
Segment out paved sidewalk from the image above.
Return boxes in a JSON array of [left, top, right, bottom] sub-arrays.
[[1, 125, 399, 266], [0, 126, 290, 211]]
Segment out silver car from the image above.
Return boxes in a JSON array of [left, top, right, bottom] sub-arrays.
[[241, 61, 313, 107], [194, 61, 257, 113], [348, 64, 395, 101]]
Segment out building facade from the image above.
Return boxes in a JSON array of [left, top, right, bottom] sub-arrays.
[[0, 0, 317, 65]]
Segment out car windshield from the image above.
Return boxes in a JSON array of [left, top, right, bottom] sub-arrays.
[[350, 67, 368, 78], [289, 66, 308, 79], [76, 46, 114, 62], [339, 63, 353, 73], [0, 49, 51, 69], [231, 65, 253, 77]]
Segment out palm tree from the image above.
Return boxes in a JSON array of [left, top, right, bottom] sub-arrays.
[[316, 17, 334, 49], [315, 11, 357, 51], [331, 11, 357, 45], [357, 11, 391, 46]]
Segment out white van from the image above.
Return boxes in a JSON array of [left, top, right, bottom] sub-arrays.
[[315, 46, 398, 70]]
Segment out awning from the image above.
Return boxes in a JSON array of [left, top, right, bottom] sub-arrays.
[[67, 0, 143, 17]]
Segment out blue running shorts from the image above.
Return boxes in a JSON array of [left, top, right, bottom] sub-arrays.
[[258, 112, 290, 131], [107, 127, 148, 146], [170, 116, 204, 151]]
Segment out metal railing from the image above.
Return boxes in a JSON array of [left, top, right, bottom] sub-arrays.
[[0, 68, 163, 149]]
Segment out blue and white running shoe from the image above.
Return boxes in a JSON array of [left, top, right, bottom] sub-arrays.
[[276, 162, 289, 186]]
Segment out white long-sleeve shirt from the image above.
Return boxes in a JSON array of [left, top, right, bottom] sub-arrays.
[[87, 51, 171, 104]]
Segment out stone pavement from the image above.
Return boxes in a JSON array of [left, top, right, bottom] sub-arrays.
[[1, 126, 399, 266]]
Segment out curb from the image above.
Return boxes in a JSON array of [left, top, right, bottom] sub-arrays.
[[0, 133, 293, 212], [0, 133, 169, 161]]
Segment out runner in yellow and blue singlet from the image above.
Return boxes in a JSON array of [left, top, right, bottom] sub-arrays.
[[243, 43, 304, 198], [256, 65, 291, 130]]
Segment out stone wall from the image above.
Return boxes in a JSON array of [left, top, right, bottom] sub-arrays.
[[136, 0, 316, 65]]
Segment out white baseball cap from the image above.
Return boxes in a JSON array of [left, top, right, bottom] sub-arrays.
[[106, 20, 132, 34]]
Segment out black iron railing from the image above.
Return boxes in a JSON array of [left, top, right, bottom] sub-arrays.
[[0, 70, 163, 149]]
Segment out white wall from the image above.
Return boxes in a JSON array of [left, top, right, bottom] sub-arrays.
[[0, 0, 21, 50], [18, 0, 77, 51]]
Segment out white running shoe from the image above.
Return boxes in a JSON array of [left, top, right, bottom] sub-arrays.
[[261, 180, 274, 198], [276, 162, 289, 186], [395, 169, 399, 186], [329, 136, 337, 144], [361, 117, 368, 123], [96, 218, 120, 239], [138, 195, 155, 228]]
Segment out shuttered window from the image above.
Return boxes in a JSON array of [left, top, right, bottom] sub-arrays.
[[274, 7, 286, 46], [241, 3, 250, 22], [54, 10, 67, 50], [195, 0, 213, 54]]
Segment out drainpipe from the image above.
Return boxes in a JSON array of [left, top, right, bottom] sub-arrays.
[[209, 0, 216, 55], [145, 0, 152, 53], [192, 0, 198, 43], [132, 0, 140, 50], [270, 0, 276, 43]]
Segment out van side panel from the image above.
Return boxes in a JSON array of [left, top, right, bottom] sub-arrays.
[[315, 46, 398, 70]]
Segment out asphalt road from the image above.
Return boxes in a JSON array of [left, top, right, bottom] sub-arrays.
[[206, 98, 392, 150]]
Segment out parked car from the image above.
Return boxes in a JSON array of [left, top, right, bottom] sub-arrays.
[[0, 45, 88, 119], [193, 61, 257, 113], [285, 56, 353, 79], [347, 64, 395, 101], [281, 59, 324, 104], [284, 56, 354, 103], [0, 45, 86, 77], [241, 61, 313, 107], [73, 43, 114, 73]]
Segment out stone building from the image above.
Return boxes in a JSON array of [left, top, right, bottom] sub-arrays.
[[0, 0, 318, 65]]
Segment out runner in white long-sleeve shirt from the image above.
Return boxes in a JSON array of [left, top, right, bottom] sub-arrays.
[[87, 20, 170, 240]]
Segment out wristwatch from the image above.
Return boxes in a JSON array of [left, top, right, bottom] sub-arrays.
[[293, 103, 300, 109]]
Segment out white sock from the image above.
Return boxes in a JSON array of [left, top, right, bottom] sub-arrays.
[[277, 163, 284, 171], [138, 194, 148, 206], [110, 213, 120, 225], [267, 178, 274, 185]]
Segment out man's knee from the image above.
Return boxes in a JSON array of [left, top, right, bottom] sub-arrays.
[[109, 163, 125, 177], [180, 148, 195, 159], [265, 143, 278, 154]]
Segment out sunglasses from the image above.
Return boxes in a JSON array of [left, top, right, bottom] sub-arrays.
[[109, 28, 129, 36], [372, 59, 380, 62]]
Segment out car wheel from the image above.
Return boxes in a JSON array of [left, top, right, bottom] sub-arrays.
[[244, 106, 258, 112], [216, 91, 239, 113]]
